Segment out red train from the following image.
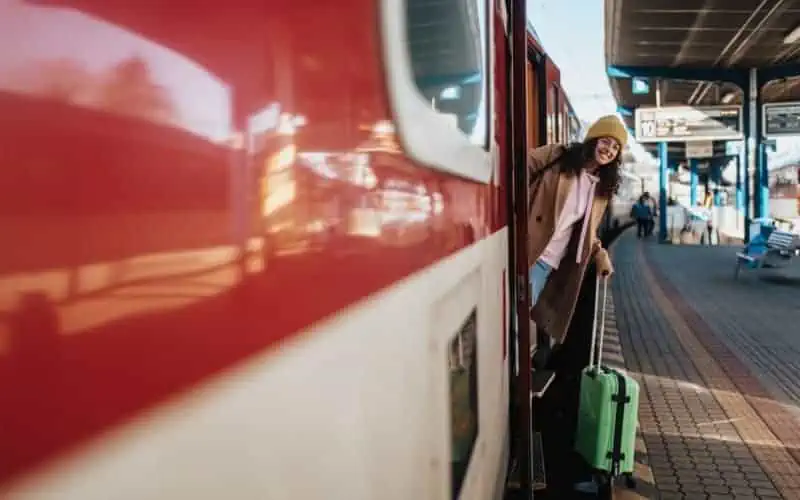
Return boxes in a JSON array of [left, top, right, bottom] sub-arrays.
[[0, 1, 586, 498]]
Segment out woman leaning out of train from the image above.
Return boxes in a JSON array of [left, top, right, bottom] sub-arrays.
[[526, 114, 627, 345]]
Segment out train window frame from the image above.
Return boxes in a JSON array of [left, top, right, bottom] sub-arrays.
[[546, 84, 555, 144], [379, 0, 496, 184]]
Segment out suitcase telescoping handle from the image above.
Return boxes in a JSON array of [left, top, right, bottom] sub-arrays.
[[588, 275, 609, 373]]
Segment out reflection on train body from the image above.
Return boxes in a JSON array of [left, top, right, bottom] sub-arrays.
[[0, 0, 536, 498]]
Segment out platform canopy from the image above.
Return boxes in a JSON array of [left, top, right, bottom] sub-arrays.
[[605, 0, 800, 161]]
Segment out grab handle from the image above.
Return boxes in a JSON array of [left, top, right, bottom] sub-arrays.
[[588, 275, 609, 372]]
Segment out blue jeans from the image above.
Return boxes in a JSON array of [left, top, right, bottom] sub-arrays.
[[530, 260, 553, 307]]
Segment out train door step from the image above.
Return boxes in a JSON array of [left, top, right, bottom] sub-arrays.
[[504, 457, 547, 494], [531, 431, 547, 490]]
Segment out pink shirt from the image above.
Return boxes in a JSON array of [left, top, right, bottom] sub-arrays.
[[540, 171, 598, 269]]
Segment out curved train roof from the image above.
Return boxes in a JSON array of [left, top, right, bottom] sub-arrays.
[[526, 21, 543, 47]]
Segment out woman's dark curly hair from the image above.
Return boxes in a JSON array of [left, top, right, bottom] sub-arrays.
[[558, 138, 621, 198]]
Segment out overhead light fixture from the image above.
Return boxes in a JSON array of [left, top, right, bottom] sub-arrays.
[[784, 24, 800, 45], [721, 92, 736, 104]]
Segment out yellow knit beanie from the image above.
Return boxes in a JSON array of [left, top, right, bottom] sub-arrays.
[[585, 115, 628, 149]]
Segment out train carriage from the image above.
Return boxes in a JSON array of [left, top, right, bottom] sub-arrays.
[[0, 1, 594, 499]]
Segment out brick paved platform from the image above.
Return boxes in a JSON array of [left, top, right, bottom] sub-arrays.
[[607, 231, 800, 499]]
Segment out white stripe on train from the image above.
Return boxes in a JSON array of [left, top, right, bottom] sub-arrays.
[[2, 230, 512, 500]]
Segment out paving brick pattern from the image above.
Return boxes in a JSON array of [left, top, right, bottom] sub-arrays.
[[608, 232, 800, 499], [645, 245, 800, 439], [645, 242, 800, 409]]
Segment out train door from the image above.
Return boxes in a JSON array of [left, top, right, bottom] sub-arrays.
[[546, 83, 554, 144], [505, 11, 551, 498], [383, 0, 514, 499], [508, 42, 571, 497]]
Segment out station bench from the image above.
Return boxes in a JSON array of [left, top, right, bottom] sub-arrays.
[[735, 229, 798, 279]]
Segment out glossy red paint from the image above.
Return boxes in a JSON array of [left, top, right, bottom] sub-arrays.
[[0, 0, 511, 482]]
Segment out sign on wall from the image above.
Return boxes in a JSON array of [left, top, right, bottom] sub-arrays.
[[763, 101, 800, 138], [635, 105, 743, 143], [685, 141, 713, 159]]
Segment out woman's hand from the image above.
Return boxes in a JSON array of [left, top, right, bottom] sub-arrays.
[[595, 247, 614, 277]]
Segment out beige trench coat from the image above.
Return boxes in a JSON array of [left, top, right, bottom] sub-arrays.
[[527, 144, 613, 343]]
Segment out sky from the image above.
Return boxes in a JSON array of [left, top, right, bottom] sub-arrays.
[[524, 0, 658, 164], [526, 0, 616, 128]]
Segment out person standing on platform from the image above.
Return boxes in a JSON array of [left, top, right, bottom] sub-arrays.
[[526, 115, 625, 345], [701, 186, 715, 245], [643, 191, 657, 236], [631, 194, 655, 238]]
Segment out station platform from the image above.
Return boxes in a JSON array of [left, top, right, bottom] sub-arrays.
[[607, 230, 800, 499]]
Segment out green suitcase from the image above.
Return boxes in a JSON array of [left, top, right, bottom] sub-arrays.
[[574, 276, 640, 476]]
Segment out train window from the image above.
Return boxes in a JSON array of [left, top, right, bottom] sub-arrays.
[[569, 113, 580, 142], [405, 0, 488, 147], [547, 85, 556, 144], [525, 60, 539, 147], [380, 0, 494, 183], [555, 89, 562, 143]]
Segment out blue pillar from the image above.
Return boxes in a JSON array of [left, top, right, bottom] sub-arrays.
[[743, 68, 757, 242], [689, 159, 698, 206], [759, 143, 770, 218], [754, 144, 762, 219], [735, 154, 743, 211], [743, 151, 752, 242], [659, 142, 668, 242]]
